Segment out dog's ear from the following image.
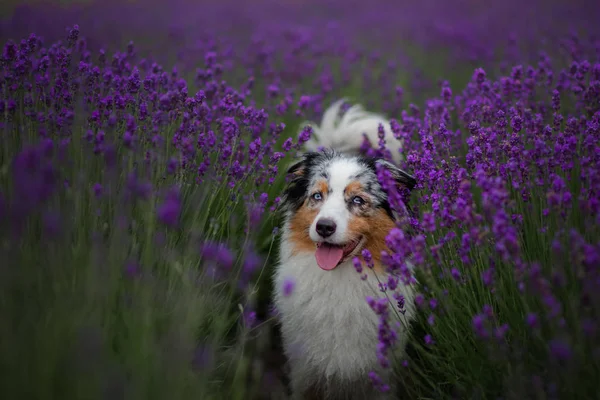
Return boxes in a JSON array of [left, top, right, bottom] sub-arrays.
[[286, 151, 320, 178], [375, 159, 417, 191], [374, 159, 417, 221], [282, 152, 319, 212], [286, 156, 308, 178]]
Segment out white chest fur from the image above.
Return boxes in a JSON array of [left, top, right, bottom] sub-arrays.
[[273, 229, 416, 398]]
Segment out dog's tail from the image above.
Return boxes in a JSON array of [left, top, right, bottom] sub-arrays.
[[301, 99, 404, 164]]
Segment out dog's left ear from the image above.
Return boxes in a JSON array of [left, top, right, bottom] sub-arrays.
[[375, 159, 417, 192]]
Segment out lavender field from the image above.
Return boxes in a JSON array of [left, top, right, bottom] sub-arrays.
[[1, 0, 600, 399]]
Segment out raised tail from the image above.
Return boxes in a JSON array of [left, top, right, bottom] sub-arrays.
[[301, 99, 404, 164]]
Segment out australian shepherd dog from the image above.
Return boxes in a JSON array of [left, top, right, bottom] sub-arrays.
[[273, 100, 418, 400]]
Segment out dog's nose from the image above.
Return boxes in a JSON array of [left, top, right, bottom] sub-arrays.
[[316, 218, 337, 238]]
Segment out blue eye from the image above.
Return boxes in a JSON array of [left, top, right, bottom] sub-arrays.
[[312, 192, 323, 201], [352, 196, 365, 205]]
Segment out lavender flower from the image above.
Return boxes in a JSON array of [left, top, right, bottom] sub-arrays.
[[157, 186, 181, 227], [282, 278, 295, 297], [1, 4, 599, 399]]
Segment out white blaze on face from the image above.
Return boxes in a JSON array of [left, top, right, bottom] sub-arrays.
[[309, 158, 363, 245]]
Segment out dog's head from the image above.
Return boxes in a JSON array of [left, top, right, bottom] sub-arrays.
[[281, 150, 416, 271]]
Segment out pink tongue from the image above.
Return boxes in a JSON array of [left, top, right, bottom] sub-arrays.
[[315, 244, 344, 271]]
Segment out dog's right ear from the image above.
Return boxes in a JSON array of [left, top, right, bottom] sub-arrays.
[[281, 152, 318, 212], [286, 157, 307, 178], [285, 151, 320, 178]]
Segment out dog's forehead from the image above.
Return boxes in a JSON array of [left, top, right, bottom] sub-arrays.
[[310, 157, 374, 192], [327, 159, 364, 191]]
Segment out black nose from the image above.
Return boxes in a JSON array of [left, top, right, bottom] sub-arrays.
[[316, 218, 337, 238]]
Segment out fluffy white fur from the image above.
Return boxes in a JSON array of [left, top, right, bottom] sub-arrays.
[[274, 237, 416, 400], [273, 101, 416, 399], [303, 98, 404, 165]]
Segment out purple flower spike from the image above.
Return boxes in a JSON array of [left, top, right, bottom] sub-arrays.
[[282, 278, 295, 297], [157, 186, 181, 227]]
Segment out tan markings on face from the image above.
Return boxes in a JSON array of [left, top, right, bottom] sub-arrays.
[[344, 181, 363, 196], [344, 180, 373, 213], [289, 201, 319, 254], [315, 179, 329, 196], [305, 179, 329, 208], [347, 208, 396, 274]]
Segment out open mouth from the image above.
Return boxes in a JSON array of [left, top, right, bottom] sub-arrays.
[[315, 236, 364, 271]]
